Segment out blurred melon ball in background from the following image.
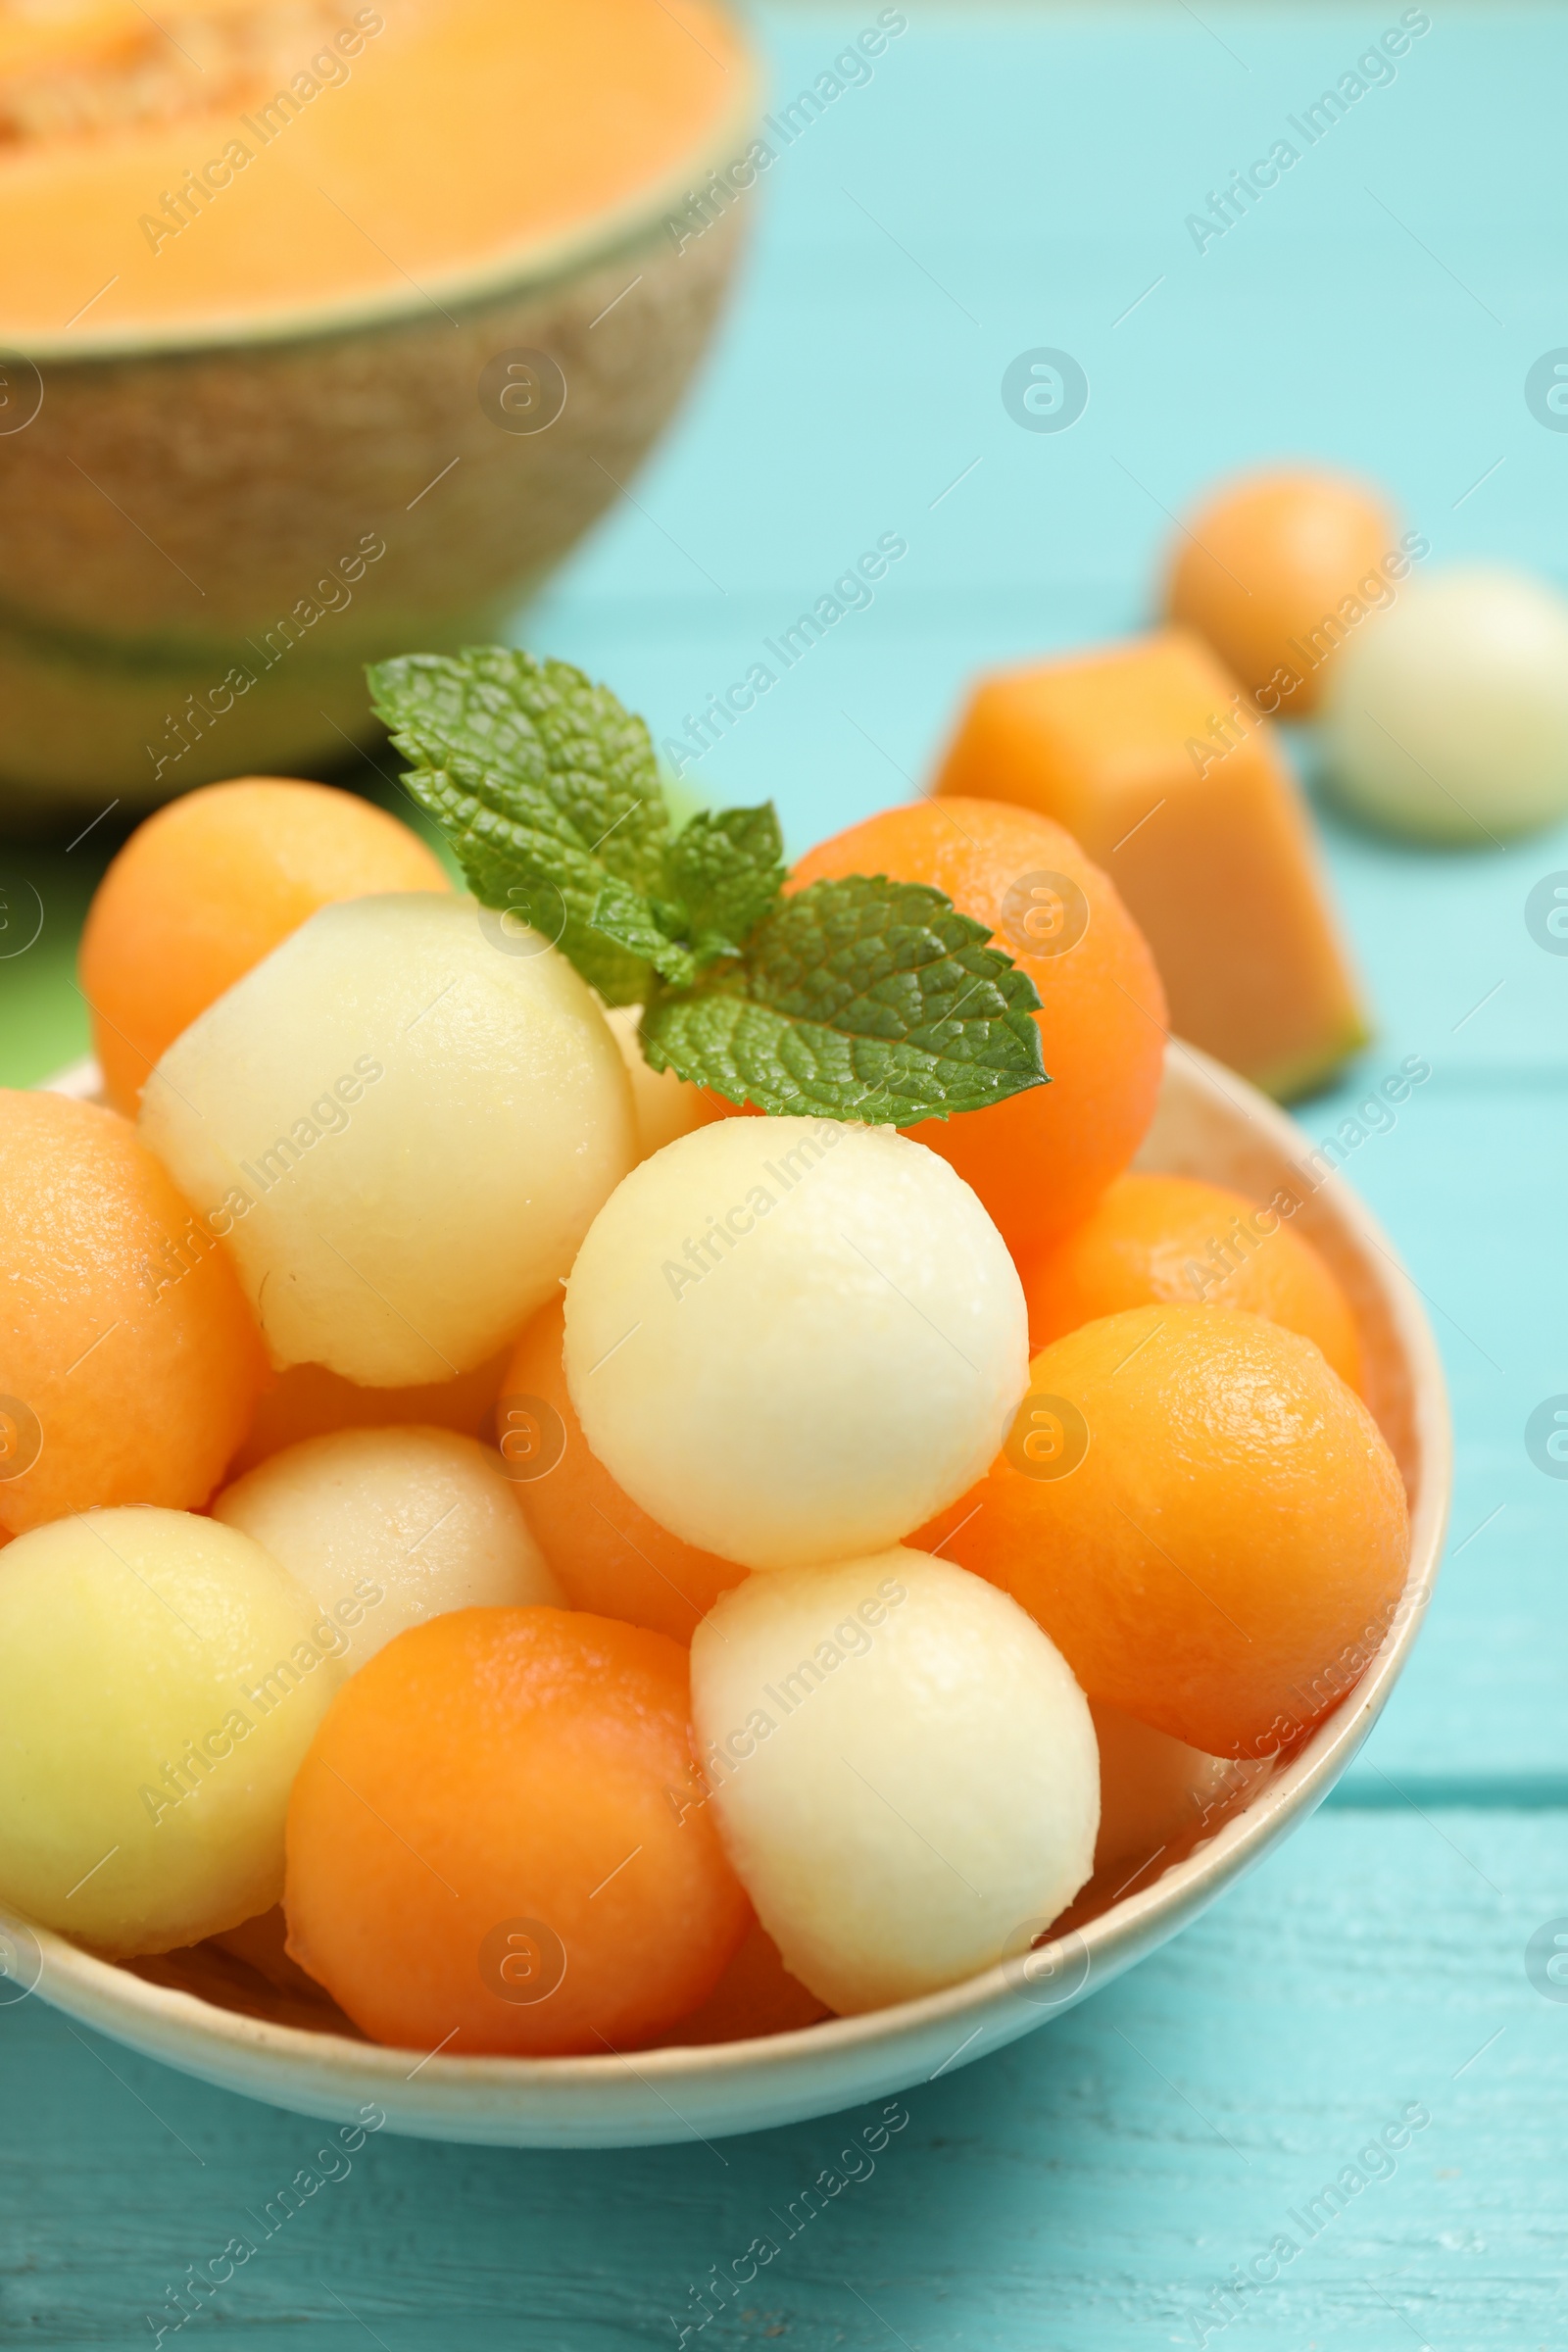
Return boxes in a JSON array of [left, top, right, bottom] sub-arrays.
[[691, 1551, 1099, 2013], [79, 779, 449, 1114], [214, 1427, 561, 1665], [0, 1508, 342, 1956], [138, 894, 635, 1386], [1319, 565, 1568, 841], [1163, 466, 1399, 716], [564, 1117, 1028, 1572]]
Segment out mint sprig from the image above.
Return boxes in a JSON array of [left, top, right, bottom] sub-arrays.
[[368, 646, 670, 1004], [368, 648, 1049, 1124]]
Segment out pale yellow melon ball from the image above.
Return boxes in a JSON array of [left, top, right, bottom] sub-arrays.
[[138, 895, 635, 1386], [1321, 565, 1568, 841], [564, 1118, 1027, 1572], [214, 1425, 561, 1663], [0, 1507, 342, 1956], [690, 1551, 1099, 2013], [604, 1002, 722, 1161]]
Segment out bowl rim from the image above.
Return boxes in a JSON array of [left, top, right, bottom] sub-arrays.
[[6, 1041, 1450, 2139], [4, 16, 761, 364]]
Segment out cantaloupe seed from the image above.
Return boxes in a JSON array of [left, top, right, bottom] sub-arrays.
[[1, 1, 751, 339]]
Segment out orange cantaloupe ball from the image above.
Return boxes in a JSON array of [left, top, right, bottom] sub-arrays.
[[788, 799, 1167, 1255], [0, 1092, 264, 1536], [209, 1906, 332, 2006], [918, 1304, 1408, 1760], [655, 1914, 830, 2046], [79, 779, 449, 1112], [499, 1297, 746, 1642], [227, 1350, 511, 1478], [1023, 1171, 1362, 1391], [283, 1607, 751, 2055], [1163, 467, 1398, 718]]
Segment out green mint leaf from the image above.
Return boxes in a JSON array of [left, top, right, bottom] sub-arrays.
[[641, 875, 1048, 1122], [590, 880, 699, 990], [662, 805, 787, 966], [367, 647, 670, 1004], [366, 650, 1049, 1122]]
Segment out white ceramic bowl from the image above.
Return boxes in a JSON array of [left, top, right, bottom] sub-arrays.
[[2, 1043, 1448, 2146]]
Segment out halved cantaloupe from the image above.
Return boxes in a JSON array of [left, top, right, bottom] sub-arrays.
[[0, 0, 758, 812], [934, 628, 1370, 1100]]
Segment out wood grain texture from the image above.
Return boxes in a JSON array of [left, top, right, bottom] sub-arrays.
[[2, 4, 1566, 2339], [2, 1809, 1563, 2346]]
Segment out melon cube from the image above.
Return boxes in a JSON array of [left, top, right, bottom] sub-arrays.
[[934, 628, 1369, 1099]]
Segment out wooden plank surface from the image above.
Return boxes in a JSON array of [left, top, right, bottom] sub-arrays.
[[3, 1808, 1563, 2346], [3, 6, 1566, 2342]]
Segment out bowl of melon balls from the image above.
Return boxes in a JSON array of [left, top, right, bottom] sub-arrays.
[[0, 632, 1446, 2148]]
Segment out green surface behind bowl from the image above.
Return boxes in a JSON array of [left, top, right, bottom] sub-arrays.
[[0, 756, 455, 1089]]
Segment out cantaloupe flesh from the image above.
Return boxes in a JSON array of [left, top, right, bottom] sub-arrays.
[[935, 628, 1370, 1100], [226, 1350, 509, 1478], [0, 0, 748, 341]]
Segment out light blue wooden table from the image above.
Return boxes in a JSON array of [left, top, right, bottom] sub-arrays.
[[4, 6, 1567, 2343]]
